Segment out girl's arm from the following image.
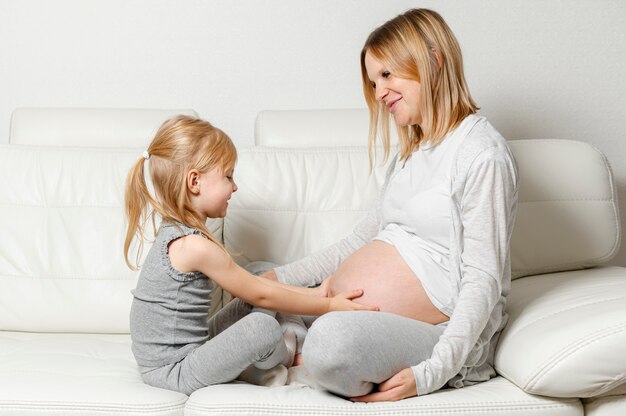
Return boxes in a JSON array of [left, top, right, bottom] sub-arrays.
[[169, 234, 377, 316], [251, 274, 329, 297]]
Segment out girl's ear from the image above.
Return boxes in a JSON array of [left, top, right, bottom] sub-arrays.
[[187, 169, 201, 195]]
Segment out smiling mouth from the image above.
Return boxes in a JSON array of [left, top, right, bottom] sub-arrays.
[[387, 98, 401, 113]]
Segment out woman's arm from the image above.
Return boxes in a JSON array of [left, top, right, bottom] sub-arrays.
[[410, 145, 519, 396], [359, 146, 518, 401], [354, 144, 518, 402]]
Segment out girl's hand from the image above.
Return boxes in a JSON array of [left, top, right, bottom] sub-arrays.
[[351, 368, 417, 402], [329, 289, 379, 312]]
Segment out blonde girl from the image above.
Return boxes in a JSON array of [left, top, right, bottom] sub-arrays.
[[124, 115, 376, 395]]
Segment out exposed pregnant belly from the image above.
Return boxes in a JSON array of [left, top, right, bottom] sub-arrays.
[[328, 241, 449, 325]]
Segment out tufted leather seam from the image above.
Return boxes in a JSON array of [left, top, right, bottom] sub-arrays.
[[239, 147, 385, 155], [0, 399, 187, 411], [586, 373, 626, 397], [228, 208, 370, 213], [0, 369, 137, 378], [185, 401, 579, 415], [0, 274, 133, 280], [519, 199, 612, 203], [524, 322, 626, 390], [0, 201, 125, 208], [586, 394, 626, 405], [505, 293, 626, 339], [512, 258, 621, 279]]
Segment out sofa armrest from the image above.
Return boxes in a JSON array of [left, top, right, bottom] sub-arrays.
[[495, 266, 626, 398]]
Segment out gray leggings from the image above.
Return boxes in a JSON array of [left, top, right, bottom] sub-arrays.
[[139, 299, 289, 395], [243, 261, 444, 397], [303, 311, 444, 397]]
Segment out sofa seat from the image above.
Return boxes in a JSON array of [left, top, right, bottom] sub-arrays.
[[0, 332, 187, 416], [186, 377, 581, 416], [0, 329, 582, 416]]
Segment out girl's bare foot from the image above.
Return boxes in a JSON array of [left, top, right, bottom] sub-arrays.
[[293, 353, 304, 366]]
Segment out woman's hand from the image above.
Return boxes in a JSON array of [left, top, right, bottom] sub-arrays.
[[259, 269, 278, 281], [351, 368, 417, 402], [329, 289, 379, 312], [313, 276, 332, 297]]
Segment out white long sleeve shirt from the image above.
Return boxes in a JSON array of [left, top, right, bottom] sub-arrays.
[[375, 115, 478, 316], [275, 115, 519, 395]]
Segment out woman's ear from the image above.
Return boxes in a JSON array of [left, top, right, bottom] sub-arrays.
[[187, 169, 201, 195]]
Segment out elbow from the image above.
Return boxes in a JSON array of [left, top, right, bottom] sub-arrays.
[[247, 285, 275, 310]]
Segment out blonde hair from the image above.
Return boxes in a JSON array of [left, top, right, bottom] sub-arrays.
[[360, 8, 479, 163], [124, 115, 237, 269]]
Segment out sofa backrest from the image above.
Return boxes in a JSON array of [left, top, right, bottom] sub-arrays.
[[0, 108, 222, 334], [0, 108, 619, 335], [233, 109, 620, 279], [508, 139, 619, 277], [0, 145, 141, 333], [226, 146, 392, 266], [256, 108, 399, 147], [10, 107, 198, 147]]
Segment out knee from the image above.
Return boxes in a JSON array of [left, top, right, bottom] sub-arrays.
[[302, 312, 374, 397], [302, 313, 355, 377], [244, 312, 283, 347]]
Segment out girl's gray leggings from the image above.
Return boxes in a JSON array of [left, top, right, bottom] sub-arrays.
[[303, 310, 444, 397], [139, 299, 288, 395]]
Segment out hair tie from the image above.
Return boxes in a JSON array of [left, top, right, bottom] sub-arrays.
[[142, 150, 150, 160]]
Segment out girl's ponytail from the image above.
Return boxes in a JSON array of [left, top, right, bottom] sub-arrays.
[[124, 155, 156, 270]]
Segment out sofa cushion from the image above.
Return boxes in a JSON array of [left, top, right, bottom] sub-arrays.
[[0, 144, 222, 333], [495, 266, 626, 398], [0, 331, 186, 416], [225, 146, 393, 265], [255, 109, 376, 147], [9, 107, 198, 147], [508, 139, 619, 278], [186, 376, 581, 416], [584, 395, 626, 416]]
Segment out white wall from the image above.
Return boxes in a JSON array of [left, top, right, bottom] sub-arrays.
[[2, 0, 626, 265]]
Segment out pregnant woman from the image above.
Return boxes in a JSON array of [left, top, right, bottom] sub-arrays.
[[262, 8, 519, 401]]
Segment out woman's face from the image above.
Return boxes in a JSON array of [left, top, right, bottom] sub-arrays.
[[364, 51, 422, 127]]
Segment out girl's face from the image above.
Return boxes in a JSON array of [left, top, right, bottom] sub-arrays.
[[364, 51, 422, 127], [194, 166, 238, 219]]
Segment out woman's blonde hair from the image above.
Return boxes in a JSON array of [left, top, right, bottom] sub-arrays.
[[124, 115, 237, 269], [360, 8, 479, 163]]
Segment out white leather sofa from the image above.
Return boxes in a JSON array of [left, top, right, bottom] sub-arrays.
[[1, 108, 625, 416]]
